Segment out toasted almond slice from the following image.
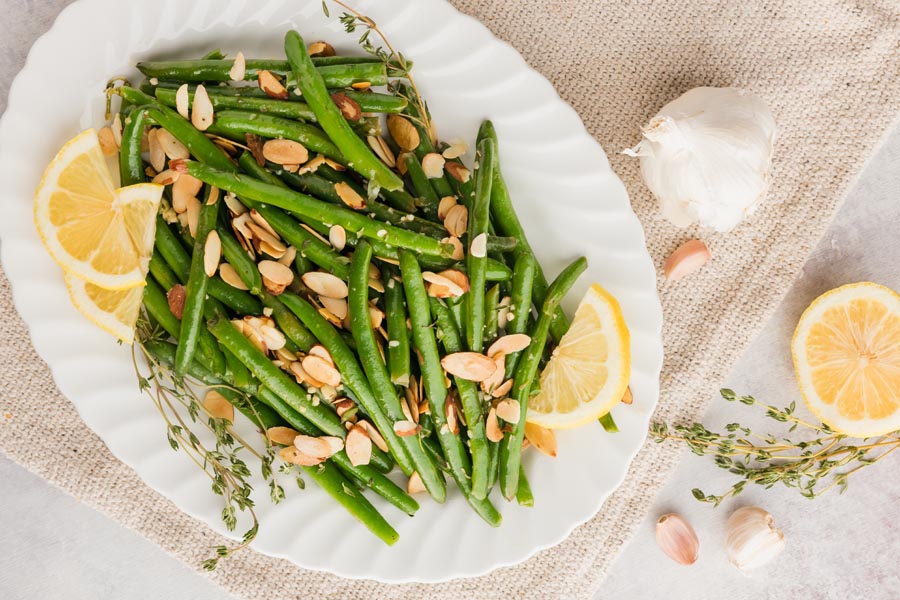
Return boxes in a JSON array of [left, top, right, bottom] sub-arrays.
[[407, 471, 426, 495], [488, 333, 532, 357], [497, 296, 511, 329], [368, 305, 384, 330], [258, 69, 288, 99], [351, 81, 371, 90], [229, 51, 246, 81], [331, 92, 362, 121], [302, 354, 341, 386], [664, 239, 711, 280], [172, 173, 202, 213], [148, 128, 166, 172], [438, 269, 469, 293], [318, 307, 343, 327], [277, 245, 297, 267], [345, 425, 372, 466], [289, 360, 325, 388], [319, 296, 349, 320], [334, 182, 365, 209], [621, 386, 633, 405], [175, 83, 190, 118], [266, 426, 299, 446], [367, 135, 396, 167], [492, 379, 514, 398], [442, 236, 464, 260], [393, 420, 420, 437], [186, 196, 201, 237], [308, 344, 335, 367], [279, 445, 323, 466], [443, 204, 468, 237], [203, 231, 221, 277], [111, 112, 123, 146], [421, 153, 446, 178], [495, 399, 521, 423], [399, 393, 414, 421], [486, 407, 504, 442], [441, 139, 468, 159], [259, 324, 286, 351], [360, 420, 389, 452], [299, 223, 331, 245], [249, 226, 288, 256], [445, 401, 459, 435], [524, 422, 557, 457], [302, 271, 348, 299], [328, 225, 346, 251], [481, 353, 506, 393], [191, 85, 215, 131], [322, 436, 345, 456], [387, 114, 420, 151], [258, 260, 293, 286], [308, 40, 335, 57], [263, 139, 309, 166], [368, 278, 385, 293], [224, 192, 247, 216], [247, 209, 279, 239], [440, 352, 498, 382], [97, 126, 118, 156], [293, 434, 333, 459], [297, 154, 326, 175], [395, 151, 410, 175], [334, 399, 356, 418], [152, 169, 180, 186], [275, 346, 298, 363], [423, 271, 465, 298], [156, 128, 190, 160], [438, 196, 457, 220], [445, 161, 470, 183], [167, 284, 185, 319], [470, 232, 488, 258], [418, 399, 430, 416], [204, 390, 234, 423]]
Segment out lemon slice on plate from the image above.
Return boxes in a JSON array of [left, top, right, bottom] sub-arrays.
[[34, 129, 163, 289], [64, 271, 145, 344], [527, 283, 630, 429], [792, 282, 900, 437]]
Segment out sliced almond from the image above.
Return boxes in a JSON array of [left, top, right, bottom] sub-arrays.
[[486, 407, 504, 442], [368, 278, 385, 293], [407, 471, 426, 495], [156, 128, 190, 160], [469, 232, 488, 258], [308, 40, 335, 57], [621, 386, 633, 405], [279, 445, 324, 466], [440, 352, 497, 382], [318, 307, 343, 327], [258, 70, 289, 99], [488, 333, 532, 357], [351, 81, 371, 90], [418, 400, 430, 416], [175, 83, 190, 118], [345, 425, 372, 467], [367, 135, 396, 167], [302, 354, 341, 387], [437, 196, 457, 220], [443, 204, 468, 237], [492, 379, 513, 398], [393, 420, 420, 437], [110, 113, 123, 146], [396, 151, 410, 175], [148, 128, 166, 172], [319, 296, 349, 320], [297, 154, 325, 175], [438, 269, 469, 293], [293, 434, 334, 459], [275, 346, 298, 363], [368, 305, 384, 330], [360, 420, 389, 453], [258, 260, 293, 295], [387, 114, 419, 151], [152, 169, 180, 186], [664, 239, 711, 280], [186, 196, 201, 237], [224, 192, 247, 216], [441, 139, 468, 159], [172, 173, 202, 213], [334, 399, 356, 418], [167, 284, 185, 319], [444, 401, 459, 435], [423, 271, 465, 299], [97, 127, 118, 156], [259, 324, 286, 351], [289, 361, 325, 388], [229, 51, 246, 81], [331, 92, 362, 121], [203, 390, 234, 423], [442, 236, 464, 260], [302, 271, 348, 299], [481, 353, 506, 394], [495, 399, 521, 423], [445, 161, 471, 183], [263, 139, 309, 166], [524, 422, 557, 458], [328, 225, 346, 251], [497, 296, 511, 329], [334, 182, 365, 209], [266, 426, 299, 446], [245, 132, 266, 166], [203, 231, 221, 277], [247, 209, 278, 239], [421, 152, 446, 179], [308, 344, 335, 367], [277, 245, 297, 267], [399, 393, 414, 422]]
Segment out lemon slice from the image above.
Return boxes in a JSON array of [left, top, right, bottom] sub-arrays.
[[527, 283, 630, 429], [34, 129, 163, 289], [792, 282, 900, 437], [64, 271, 145, 344]]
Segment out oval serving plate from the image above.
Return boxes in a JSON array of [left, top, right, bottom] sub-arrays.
[[0, 0, 662, 583]]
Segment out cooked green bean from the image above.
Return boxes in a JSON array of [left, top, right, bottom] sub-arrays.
[[136, 58, 388, 87], [516, 465, 534, 507], [599, 412, 619, 433], [486, 235, 517, 254], [311, 163, 420, 225], [119, 106, 149, 186], [499, 257, 587, 500], [484, 284, 501, 343], [284, 31, 403, 191], [383, 266, 410, 386], [466, 137, 494, 352], [209, 110, 343, 161], [402, 152, 440, 219], [505, 253, 536, 378]]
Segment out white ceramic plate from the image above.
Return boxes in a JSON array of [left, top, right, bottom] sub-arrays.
[[0, 0, 662, 583]]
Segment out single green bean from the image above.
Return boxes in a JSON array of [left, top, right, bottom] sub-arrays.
[[484, 284, 501, 344], [136, 58, 388, 86], [284, 31, 403, 191], [486, 235, 517, 254], [312, 163, 419, 223], [207, 110, 343, 162], [402, 152, 441, 219], [383, 267, 410, 386], [499, 257, 587, 499], [516, 465, 534, 507], [350, 242, 446, 502], [505, 253, 536, 378], [199, 49, 225, 60], [599, 412, 619, 433], [119, 106, 149, 186], [466, 137, 495, 352]]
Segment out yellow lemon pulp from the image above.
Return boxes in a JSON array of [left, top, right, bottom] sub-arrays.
[[64, 271, 145, 345]]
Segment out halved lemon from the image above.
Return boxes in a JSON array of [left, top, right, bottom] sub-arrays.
[[792, 282, 900, 437], [34, 129, 163, 289], [64, 271, 145, 344], [527, 283, 630, 429]]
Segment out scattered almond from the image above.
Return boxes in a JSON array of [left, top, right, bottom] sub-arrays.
[[308, 41, 335, 57], [492, 379, 513, 398], [171, 173, 202, 213], [351, 81, 371, 90], [664, 239, 710, 281], [152, 169, 180, 186], [438, 196, 457, 220], [443, 204, 468, 237], [203, 390, 234, 423], [367, 135, 396, 167], [497, 296, 511, 329], [423, 270, 466, 299], [441, 139, 468, 159], [345, 425, 372, 466], [167, 284, 185, 319], [156, 128, 189, 160], [469, 232, 488, 258], [328, 225, 346, 251], [317, 296, 347, 321], [229, 51, 246, 81], [258, 70, 289, 99], [442, 236, 464, 260], [111, 113, 123, 146], [277, 245, 297, 267], [359, 420, 389, 453], [524, 422, 557, 457], [445, 401, 459, 435], [279, 445, 324, 466], [175, 83, 190, 118], [331, 92, 361, 121], [203, 231, 221, 277], [262, 139, 309, 166], [293, 434, 339, 459], [393, 420, 420, 437], [488, 334, 532, 357], [302, 271, 348, 299], [289, 360, 325, 388], [259, 260, 294, 294], [440, 352, 498, 382], [334, 182, 365, 209], [302, 354, 341, 387], [495, 398, 521, 423], [387, 114, 420, 151], [308, 344, 335, 367], [259, 324, 286, 351], [148, 129, 166, 172], [266, 426, 299, 446], [186, 196, 201, 237], [421, 153, 446, 178], [486, 407, 504, 442], [481, 353, 506, 394], [407, 471, 426, 495], [445, 161, 471, 183], [191, 84, 214, 130], [97, 127, 118, 155]]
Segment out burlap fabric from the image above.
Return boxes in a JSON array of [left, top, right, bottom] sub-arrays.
[[3, 0, 900, 598]]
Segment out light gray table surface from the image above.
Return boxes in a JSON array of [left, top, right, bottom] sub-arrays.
[[2, 2, 898, 599]]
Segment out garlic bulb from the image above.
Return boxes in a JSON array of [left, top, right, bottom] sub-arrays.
[[655, 513, 699, 565], [726, 506, 785, 570], [625, 87, 776, 232]]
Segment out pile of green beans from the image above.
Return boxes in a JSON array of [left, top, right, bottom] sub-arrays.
[[121, 31, 593, 546]]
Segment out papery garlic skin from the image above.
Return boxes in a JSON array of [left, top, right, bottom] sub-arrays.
[[628, 87, 776, 232], [726, 506, 785, 570]]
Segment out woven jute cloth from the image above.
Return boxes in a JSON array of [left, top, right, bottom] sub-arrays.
[[3, 0, 900, 598]]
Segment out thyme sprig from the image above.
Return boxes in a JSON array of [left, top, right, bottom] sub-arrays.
[[651, 389, 900, 506], [132, 319, 299, 571]]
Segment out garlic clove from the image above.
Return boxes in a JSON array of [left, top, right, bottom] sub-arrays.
[[664, 239, 711, 280], [726, 506, 785, 571], [656, 513, 700, 565]]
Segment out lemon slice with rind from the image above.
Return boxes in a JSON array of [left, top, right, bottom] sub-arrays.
[[64, 271, 145, 344]]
